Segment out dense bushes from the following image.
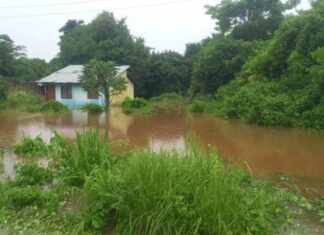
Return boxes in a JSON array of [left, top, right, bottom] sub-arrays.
[[199, 3, 324, 130]]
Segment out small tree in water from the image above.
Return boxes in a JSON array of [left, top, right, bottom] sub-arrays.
[[80, 59, 127, 112]]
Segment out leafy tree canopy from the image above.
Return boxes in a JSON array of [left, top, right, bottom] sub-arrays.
[[190, 36, 256, 95], [206, 0, 300, 40], [58, 11, 150, 96], [80, 59, 127, 111], [144, 51, 191, 97]]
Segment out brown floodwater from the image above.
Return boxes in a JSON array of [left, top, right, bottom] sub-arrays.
[[0, 108, 324, 195]]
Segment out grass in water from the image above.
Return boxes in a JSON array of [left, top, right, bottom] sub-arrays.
[[0, 129, 314, 234], [13, 136, 48, 157]]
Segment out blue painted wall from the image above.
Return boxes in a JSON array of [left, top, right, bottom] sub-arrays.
[[55, 84, 106, 107]]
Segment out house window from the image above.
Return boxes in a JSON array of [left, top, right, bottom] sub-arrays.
[[61, 85, 72, 99], [87, 89, 98, 99]]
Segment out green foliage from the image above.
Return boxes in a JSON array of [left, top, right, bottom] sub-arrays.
[[13, 57, 51, 81], [206, 0, 299, 41], [207, 2, 324, 130], [0, 184, 44, 209], [14, 163, 53, 186], [144, 51, 191, 97], [13, 136, 48, 157], [0, 129, 318, 234], [41, 100, 68, 113], [5, 90, 44, 112], [121, 93, 186, 115], [121, 97, 150, 114], [0, 161, 4, 174], [0, 34, 24, 78], [0, 76, 9, 101], [80, 103, 103, 113], [191, 36, 255, 95], [80, 143, 292, 234], [80, 59, 127, 110], [53, 129, 112, 187], [187, 99, 211, 113], [58, 12, 150, 97]]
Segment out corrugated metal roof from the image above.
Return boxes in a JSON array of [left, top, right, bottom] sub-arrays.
[[36, 65, 130, 84]]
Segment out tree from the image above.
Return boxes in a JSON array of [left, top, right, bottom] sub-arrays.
[[14, 58, 51, 81], [57, 12, 150, 97], [0, 34, 24, 77], [190, 36, 255, 95], [206, 0, 300, 40], [80, 59, 127, 111], [144, 51, 191, 97]]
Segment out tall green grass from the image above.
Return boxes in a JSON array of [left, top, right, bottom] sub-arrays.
[[80, 140, 291, 234], [0, 129, 304, 234]]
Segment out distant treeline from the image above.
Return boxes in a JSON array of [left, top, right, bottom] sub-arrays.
[[1, 0, 324, 129]]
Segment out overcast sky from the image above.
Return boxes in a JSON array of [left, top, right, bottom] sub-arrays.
[[0, 0, 311, 62]]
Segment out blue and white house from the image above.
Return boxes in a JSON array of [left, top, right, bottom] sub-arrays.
[[36, 65, 134, 107]]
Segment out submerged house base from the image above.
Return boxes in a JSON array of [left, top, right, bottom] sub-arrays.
[[37, 65, 133, 107]]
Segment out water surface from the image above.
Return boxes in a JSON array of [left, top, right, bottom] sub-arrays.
[[0, 108, 323, 194]]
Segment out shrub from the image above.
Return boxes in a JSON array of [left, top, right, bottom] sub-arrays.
[[13, 136, 48, 157], [6, 90, 44, 111], [188, 100, 207, 113], [81, 103, 103, 113], [121, 97, 151, 114], [41, 100, 68, 113], [15, 163, 53, 186]]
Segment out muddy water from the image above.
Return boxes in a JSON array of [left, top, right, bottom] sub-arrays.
[[0, 108, 324, 194]]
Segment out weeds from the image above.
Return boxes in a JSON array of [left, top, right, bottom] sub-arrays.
[[14, 163, 53, 186], [13, 136, 48, 157]]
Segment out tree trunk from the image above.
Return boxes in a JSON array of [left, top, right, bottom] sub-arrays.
[[103, 85, 110, 141], [103, 85, 110, 112]]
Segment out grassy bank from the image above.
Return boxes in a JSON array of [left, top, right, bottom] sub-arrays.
[[122, 93, 188, 115], [0, 90, 68, 113], [0, 129, 321, 234]]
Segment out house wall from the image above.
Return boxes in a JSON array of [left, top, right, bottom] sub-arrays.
[[112, 71, 134, 104], [53, 71, 134, 107], [55, 84, 106, 107]]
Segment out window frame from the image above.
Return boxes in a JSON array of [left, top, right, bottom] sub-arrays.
[[61, 85, 72, 99]]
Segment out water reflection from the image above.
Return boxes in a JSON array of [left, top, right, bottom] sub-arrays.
[[0, 108, 324, 194]]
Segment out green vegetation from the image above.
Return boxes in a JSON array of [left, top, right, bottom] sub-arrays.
[[122, 97, 151, 114], [188, 1, 324, 130], [0, 90, 44, 112], [14, 163, 53, 186], [40, 100, 69, 113], [80, 103, 104, 113], [80, 59, 127, 111], [0, 161, 4, 174], [122, 93, 187, 115], [13, 136, 48, 157], [0, 129, 319, 234]]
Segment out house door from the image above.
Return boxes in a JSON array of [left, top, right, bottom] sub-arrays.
[[45, 85, 56, 100]]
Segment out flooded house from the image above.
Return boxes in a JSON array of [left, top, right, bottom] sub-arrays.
[[36, 65, 134, 107]]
